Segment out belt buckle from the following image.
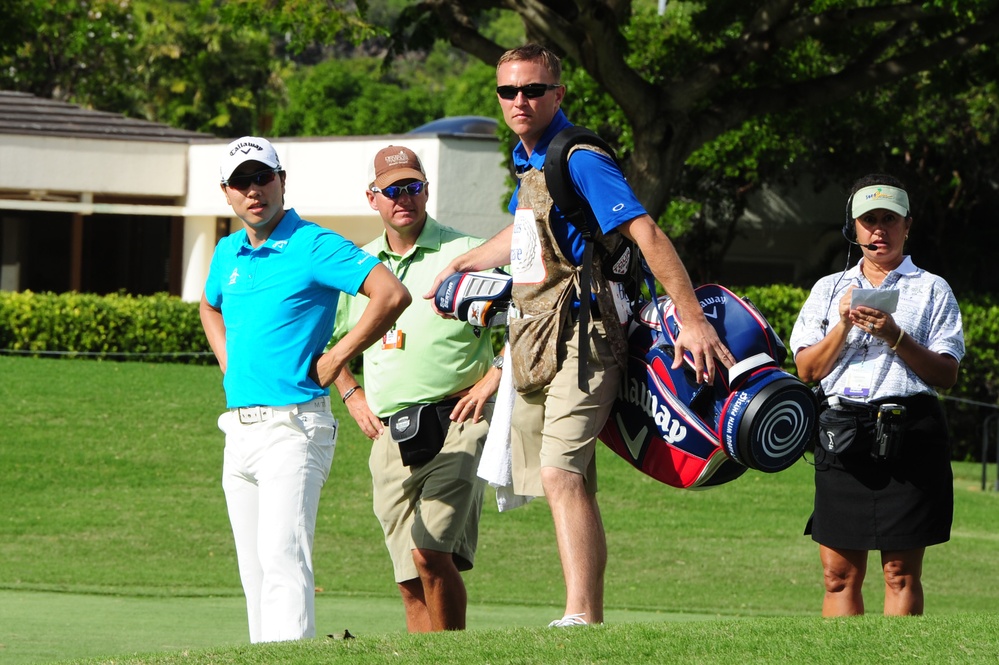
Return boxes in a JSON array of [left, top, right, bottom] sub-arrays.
[[238, 406, 273, 424]]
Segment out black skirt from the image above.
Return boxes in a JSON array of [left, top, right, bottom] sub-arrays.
[[805, 394, 953, 551]]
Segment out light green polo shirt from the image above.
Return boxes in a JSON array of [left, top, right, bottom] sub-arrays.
[[332, 216, 493, 418]]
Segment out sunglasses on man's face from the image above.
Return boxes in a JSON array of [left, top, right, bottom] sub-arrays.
[[225, 169, 281, 191], [496, 83, 560, 100], [371, 181, 427, 199]]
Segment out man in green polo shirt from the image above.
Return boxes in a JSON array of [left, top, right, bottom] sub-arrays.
[[331, 145, 502, 632]]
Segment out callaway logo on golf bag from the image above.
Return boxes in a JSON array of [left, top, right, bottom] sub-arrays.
[[599, 284, 818, 489]]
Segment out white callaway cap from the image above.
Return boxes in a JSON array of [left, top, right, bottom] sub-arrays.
[[851, 185, 909, 219], [220, 136, 282, 182]]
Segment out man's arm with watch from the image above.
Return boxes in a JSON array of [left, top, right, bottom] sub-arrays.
[[449, 350, 504, 424]]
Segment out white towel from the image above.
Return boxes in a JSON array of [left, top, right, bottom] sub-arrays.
[[478, 342, 534, 511]]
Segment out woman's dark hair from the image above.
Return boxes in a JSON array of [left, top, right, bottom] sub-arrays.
[[849, 173, 907, 197]]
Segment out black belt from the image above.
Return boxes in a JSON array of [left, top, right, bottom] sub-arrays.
[[824, 394, 939, 413]]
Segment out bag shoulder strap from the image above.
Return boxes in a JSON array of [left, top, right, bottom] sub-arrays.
[[542, 125, 624, 393], [543, 125, 619, 239]]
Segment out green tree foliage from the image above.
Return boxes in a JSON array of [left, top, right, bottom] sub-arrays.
[[273, 44, 499, 136], [135, 0, 282, 135], [661, 41, 999, 290], [7, 0, 997, 290], [0, 0, 376, 136], [217, 0, 378, 57], [0, 0, 34, 61], [405, 42, 500, 120], [384, 0, 999, 282], [786, 50, 999, 290], [0, 0, 143, 114], [273, 58, 433, 135]]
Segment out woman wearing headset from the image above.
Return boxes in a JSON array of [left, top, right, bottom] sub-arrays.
[[789, 173, 965, 616]]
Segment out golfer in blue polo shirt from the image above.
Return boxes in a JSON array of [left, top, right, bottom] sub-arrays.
[[200, 136, 410, 643]]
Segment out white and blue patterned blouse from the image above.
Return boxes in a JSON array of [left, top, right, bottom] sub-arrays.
[[789, 256, 965, 401]]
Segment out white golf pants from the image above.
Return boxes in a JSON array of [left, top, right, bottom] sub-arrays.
[[218, 404, 337, 643]]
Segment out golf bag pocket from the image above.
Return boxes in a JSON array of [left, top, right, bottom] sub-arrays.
[[817, 407, 872, 455], [389, 399, 457, 466]]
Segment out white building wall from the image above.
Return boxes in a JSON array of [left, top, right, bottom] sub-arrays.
[[1, 134, 188, 196], [1, 131, 510, 300]]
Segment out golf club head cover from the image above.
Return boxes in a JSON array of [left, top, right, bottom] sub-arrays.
[[434, 270, 512, 328]]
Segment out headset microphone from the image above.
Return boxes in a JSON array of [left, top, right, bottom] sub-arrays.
[[842, 191, 878, 250], [845, 236, 878, 251]]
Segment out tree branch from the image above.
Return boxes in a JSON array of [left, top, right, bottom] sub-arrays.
[[693, 10, 999, 152], [475, 0, 656, 129], [669, 2, 930, 110], [417, 0, 508, 64]]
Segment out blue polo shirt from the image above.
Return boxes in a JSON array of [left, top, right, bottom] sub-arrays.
[[204, 208, 380, 408], [507, 110, 647, 264]]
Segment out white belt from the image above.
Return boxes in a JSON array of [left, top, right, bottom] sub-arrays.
[[234, 396, 331, 424]]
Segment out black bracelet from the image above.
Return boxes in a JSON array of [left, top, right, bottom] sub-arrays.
[[342, 385, 361, 403]]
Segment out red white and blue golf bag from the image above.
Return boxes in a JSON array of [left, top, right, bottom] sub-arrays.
[[435, 273, 816, 490], [599, 284, 817, 489]]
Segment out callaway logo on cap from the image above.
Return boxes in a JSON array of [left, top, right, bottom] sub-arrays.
[[220, 136, 282, 182]]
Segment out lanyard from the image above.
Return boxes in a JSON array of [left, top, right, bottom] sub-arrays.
[[385, 250, 417, 284]]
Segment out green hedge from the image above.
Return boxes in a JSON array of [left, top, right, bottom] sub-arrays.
[[0, 291, 214, 364], [2, 287, 997, 459]]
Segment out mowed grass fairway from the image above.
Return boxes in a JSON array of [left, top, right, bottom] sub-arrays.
[[1, 355, 997, 664]]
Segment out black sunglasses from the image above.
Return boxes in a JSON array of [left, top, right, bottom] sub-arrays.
[[371, 181, 427, 199], [496, 83, 560, 100], [225, 169, 281, 190]]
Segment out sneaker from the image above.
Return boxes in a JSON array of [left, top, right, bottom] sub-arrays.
[[547, 613, 588, 627]]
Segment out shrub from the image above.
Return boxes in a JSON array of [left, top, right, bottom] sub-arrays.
[[0, 291, 214, 364], [2, 287, 997, 459]]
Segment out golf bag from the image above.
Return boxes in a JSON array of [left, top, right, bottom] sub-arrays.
[[599, 284, 817, 489]]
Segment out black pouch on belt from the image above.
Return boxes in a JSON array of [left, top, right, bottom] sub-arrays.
[[389, 398, 459, 466], [817, 406, 874, 454]]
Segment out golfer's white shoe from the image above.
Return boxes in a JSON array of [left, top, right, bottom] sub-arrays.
[[547, 613, 588, 627]]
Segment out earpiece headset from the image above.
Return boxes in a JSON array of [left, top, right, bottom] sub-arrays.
[[842, 192, 877, 250], [822, 191, 862, 333], [842, 192, 856, 241]]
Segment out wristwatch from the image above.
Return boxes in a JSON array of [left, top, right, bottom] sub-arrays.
[[491, 355, 504, 370]]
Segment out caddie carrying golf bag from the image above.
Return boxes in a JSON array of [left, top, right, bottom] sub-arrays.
[[599, 284, 818, 489], [434, 273, 817, 491]]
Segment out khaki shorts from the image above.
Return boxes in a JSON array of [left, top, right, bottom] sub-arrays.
[[369, 406, 489, 584], [510, 318, 621, 497]]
